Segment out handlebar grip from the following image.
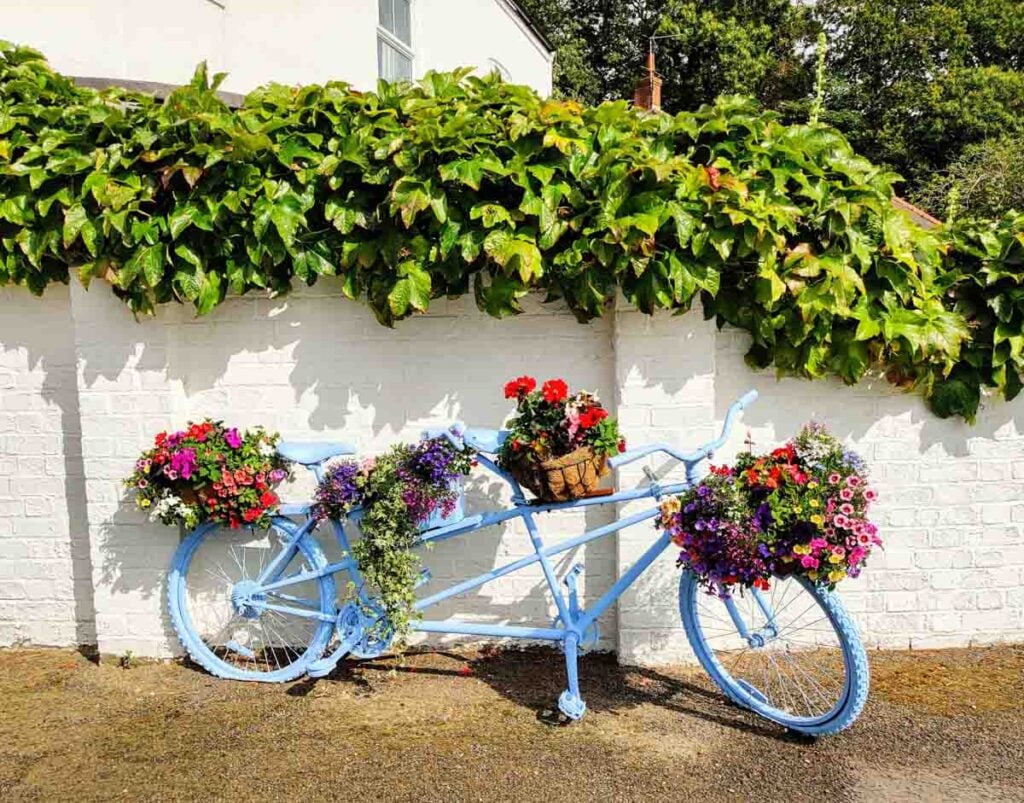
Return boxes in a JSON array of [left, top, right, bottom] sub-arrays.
[[423, 422, 465, 450], [738, 389, 759, 409]]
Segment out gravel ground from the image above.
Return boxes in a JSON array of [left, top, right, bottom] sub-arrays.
[[1, 644, 1022, 802]]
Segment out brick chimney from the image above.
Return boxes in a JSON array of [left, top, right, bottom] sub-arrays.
[[633, 48, 662, 111]]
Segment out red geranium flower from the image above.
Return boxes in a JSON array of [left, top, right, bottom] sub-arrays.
[[771, 445, 796, 462], [260, 491, 278, 508], [541, 378, 568, 403], [243, 508, 262, 523], [578, 406, 608, 429], [504, 375, 537, 399], [154, 432, 167, 447]]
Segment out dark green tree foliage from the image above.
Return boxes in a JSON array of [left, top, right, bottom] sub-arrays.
[[814, 0, 1024, 193], [517, 0, 808, 110], [523, 0, 1024, 214], [914, 137, 1024, 220], [1, 43, 1023, 421]]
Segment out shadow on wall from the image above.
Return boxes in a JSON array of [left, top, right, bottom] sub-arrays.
[[0, 286, 96, 646], [64, 281, 619, 651], [711, 330, 1023, 457], [74, 280, 616, 440]]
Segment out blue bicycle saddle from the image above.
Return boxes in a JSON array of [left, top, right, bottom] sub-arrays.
[[277, 441, 356, 465], [463, 428, 509, 454]]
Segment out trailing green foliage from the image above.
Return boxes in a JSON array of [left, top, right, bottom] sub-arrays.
[[0, 43, 1022, 421], [933, 213, 1024, 422]]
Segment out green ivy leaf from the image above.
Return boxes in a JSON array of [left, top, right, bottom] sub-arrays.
[[388, 261, 432, 316], [483, 230, 542, 282], [62, 204, 88, 248], [119, 243, 165, 288]]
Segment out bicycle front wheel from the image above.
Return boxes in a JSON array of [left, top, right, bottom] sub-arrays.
[[680, 572, 868, 735], [168, 517, 336, 682]]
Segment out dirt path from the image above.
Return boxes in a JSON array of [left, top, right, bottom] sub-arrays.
[[1, 645, 1022, 802]]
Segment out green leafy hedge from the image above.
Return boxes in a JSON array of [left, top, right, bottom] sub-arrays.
[[1, 43, 1022, 421]]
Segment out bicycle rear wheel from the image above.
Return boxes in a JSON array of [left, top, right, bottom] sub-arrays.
[[168, 517, 336, 682], [679, 571, 868, 735]]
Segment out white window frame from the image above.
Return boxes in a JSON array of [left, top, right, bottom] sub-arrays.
[[377, 0, 415, 81]]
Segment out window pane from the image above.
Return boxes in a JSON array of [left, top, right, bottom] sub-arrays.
[[394, 0, 411, 43], [378, 37, 413, 82], [379, 0, 411, 44], [378, 0, 394, 32]]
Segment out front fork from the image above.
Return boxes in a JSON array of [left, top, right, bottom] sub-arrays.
[[723, 588, 778, 648]]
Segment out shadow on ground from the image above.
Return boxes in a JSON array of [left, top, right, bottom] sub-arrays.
[[351, 647, 797, 741], [1, 643, 1022, 801]]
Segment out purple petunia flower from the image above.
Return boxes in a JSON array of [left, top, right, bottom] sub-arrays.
[[225, 428, 243, 449]]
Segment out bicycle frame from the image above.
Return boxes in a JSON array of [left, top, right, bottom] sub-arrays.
[[251, 389, 760, 651]]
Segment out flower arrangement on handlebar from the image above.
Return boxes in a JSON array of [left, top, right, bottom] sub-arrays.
[[312, 435, 474, 640], [126, 421, 289, 530], [658, 423, 880, 598], [497, 376, 625, 501]]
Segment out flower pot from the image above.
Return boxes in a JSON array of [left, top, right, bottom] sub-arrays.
[[509, 446, 609, 502], [178, 486, 202, 505], [422, 479, 466, 530]]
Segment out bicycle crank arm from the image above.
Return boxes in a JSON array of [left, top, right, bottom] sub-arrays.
[[306, 630, 361, 679]]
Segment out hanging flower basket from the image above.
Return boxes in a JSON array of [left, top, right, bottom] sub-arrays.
[[311, 434, 474, 641], [497, 375, 624, 502], [657, 423, 881, 598], [126, 420, 290, 530], [508, 445, 609, 502]]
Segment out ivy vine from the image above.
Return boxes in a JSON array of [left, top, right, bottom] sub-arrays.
[[1, 42, 1022, 421]]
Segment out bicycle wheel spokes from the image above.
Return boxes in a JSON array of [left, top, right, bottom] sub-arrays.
[[692, 576, 848, 722], [182, 526, 325, 676]]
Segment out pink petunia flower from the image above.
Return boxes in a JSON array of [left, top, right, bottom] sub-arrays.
[[864, 489, 877, 501], [801, 555, 820, 569], [828, 472, 841, 485], [840, 487, 854, 501], [847, 475, 862, 487], [840, 503, 854, 516]]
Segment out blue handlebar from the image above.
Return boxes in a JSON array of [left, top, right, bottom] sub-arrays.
[[422, 422, 466, 450], [607, 389, 757, 470]]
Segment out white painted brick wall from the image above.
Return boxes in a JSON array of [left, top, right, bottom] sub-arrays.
[[613, 316, 1024, 663], [0, 286, 94, 647], [67, 280, 617, 656], [2, 285, 1022, 660]]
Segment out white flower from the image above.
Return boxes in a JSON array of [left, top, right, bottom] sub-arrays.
[[258, 440, 274, 457]]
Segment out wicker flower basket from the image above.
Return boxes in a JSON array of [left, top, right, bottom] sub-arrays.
[[509, 446, 609, 502]]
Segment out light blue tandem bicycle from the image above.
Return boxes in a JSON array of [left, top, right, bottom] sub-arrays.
[[168, 390, 869, 736]]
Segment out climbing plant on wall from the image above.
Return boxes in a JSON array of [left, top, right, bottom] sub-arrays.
[[0, 42, 1021, 421]]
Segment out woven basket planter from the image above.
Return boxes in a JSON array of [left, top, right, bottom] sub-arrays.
[[509, 446, 609, 502]]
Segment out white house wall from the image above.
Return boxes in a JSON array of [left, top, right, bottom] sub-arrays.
[[0, 0, 552, 94]]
